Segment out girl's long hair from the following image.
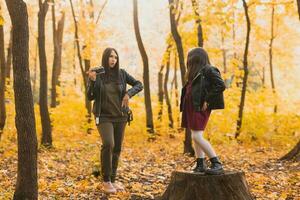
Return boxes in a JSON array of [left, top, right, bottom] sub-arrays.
[[186, 47, 210, 82], [101, 47, 120, 83]]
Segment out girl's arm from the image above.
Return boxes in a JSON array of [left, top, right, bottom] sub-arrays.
[[205, 67, 225, 102], [124, 70, 143, 98]]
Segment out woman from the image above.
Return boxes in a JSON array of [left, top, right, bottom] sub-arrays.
[[87, 47, 143, 193], [180, 47, 226, 175]]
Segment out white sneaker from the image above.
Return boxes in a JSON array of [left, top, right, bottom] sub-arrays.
[[112, 182, 125, 191], [103, 182, 117, 194]]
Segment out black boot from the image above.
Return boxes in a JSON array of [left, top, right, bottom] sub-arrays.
[[205, 157, 224, 175], [193, 158, 207, 173]]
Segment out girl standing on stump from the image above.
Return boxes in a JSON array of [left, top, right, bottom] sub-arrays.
[[180, 47, 226, 175], [87, 47, 143, 193]]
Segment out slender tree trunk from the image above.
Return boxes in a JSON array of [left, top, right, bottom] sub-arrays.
[[70, 0, 87, 102], [38, 0, 52, 146], [5, 29, 12, 84], [51, 4, 65, 108], [173, 52, 179, 107], [5, 0, 38, 199], [172, 51, 180, 126], [88, 0, 94, 19], [0, 7, 6, 139], [169, 0, 194, 154], [55, 12, 65, 87], [84, 58, 92, 133], [164, 51, 174, 128], [168, 0, 186, 85], [235, 0, 251, 139], [191, 0, 203, 47], [262, 64, 265, 87], [297, 0, 300, 21], [269, 5, 277, 113], [70, 0, 94, 134], [280, 140, 300, 161], [232, 5, 237, 60], [51, 3, 57, 108], [221, 30, 227, 73], [95, 0, 108, 25], [158, 42, 173, 122], [157, 64, 164, 122], [33, 40, 38, 101], [133, 0, 154, 133], [73, 38, 77, 86]]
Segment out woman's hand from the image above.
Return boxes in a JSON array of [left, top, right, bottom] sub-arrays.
[[201, 101, 208, 111], [122, 93, 130, 108], [86, 70, 96, 81]]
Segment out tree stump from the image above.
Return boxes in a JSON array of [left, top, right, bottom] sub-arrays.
[[160, 171, 253, 200]]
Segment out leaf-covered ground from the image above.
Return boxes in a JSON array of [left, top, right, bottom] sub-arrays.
[[0, 128, 299, 200]]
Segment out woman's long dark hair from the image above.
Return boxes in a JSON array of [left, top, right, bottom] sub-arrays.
[[186, 47, 210, 82], [101, 47, 120, 83]]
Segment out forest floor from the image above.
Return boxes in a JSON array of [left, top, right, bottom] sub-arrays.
[[0, 126, 299, 200]]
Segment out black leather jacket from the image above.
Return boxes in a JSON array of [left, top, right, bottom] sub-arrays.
[[180, 65, 225, 112], [87, 67, 143, 117]]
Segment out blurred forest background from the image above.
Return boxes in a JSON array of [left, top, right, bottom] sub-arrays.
[[0, 0, 299, 199]]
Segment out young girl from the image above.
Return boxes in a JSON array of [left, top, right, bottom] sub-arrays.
[[87, 47, 143, 193], [180, 47, 225, 175]]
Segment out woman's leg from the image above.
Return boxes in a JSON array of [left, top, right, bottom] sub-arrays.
[[191, 130, 216, 158], [111, 122, 126, 183], [97, 122, 115, 182], [193, 141, 205, 158], [191, 129, 223, 174]]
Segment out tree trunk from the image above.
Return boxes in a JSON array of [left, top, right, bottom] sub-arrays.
[[72, 39, 77, 86], [164, 51, 174, 128], [191, 0, 203, 47], [32, 40, 38, 102], [235, 0, 251, 139], [221, 30, 227, 73], [280, 140, 300, 161], [133, 0, 154, 133], [172, 51, 179, 107], [157, 64, 164, 122], [0, 8, 6, 139], [161, 171, 253, 200], [5, 0, 38, 199], [5, 29, 12, 83], [51, 4, 65, 108], [269, 5, 277, 113], [297, 0, 300, 21], [169, 0, 194, 154], [38, 0, 52, 146], [55, 11, 65, 87], [172, 51, 180, 126], [84, 58, 92, 133], [168, 0, 186, 85], [51, 3, 57, 108], [158, 42, 173, 122], [70, 0, 88, 105]]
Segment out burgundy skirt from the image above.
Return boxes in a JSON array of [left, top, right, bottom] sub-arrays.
[[181, 82, 211, 131]]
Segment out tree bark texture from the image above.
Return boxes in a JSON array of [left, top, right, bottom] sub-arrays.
[[133, 0, 154, 133], [5, 0, 38, 199]]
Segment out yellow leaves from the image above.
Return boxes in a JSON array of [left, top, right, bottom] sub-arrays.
[[0, 16, 4, 26]]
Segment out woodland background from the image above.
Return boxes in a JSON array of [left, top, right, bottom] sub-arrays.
[[0, 0, 300, 199]]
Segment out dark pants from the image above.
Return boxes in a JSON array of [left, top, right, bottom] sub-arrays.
[[97, 122, 126, 182]]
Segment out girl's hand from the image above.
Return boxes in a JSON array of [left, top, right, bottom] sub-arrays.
[[86, 70, 96, 81], [122, 93, 130, 108], [201, 101, 208, 111]]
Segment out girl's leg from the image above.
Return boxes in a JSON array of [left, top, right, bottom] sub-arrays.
[[111, 122, 126, 184], [191, 129, 224, 175], [191, 129, 216, 158], [97, 122, 115, 183], [193, 141, 205, 158]]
